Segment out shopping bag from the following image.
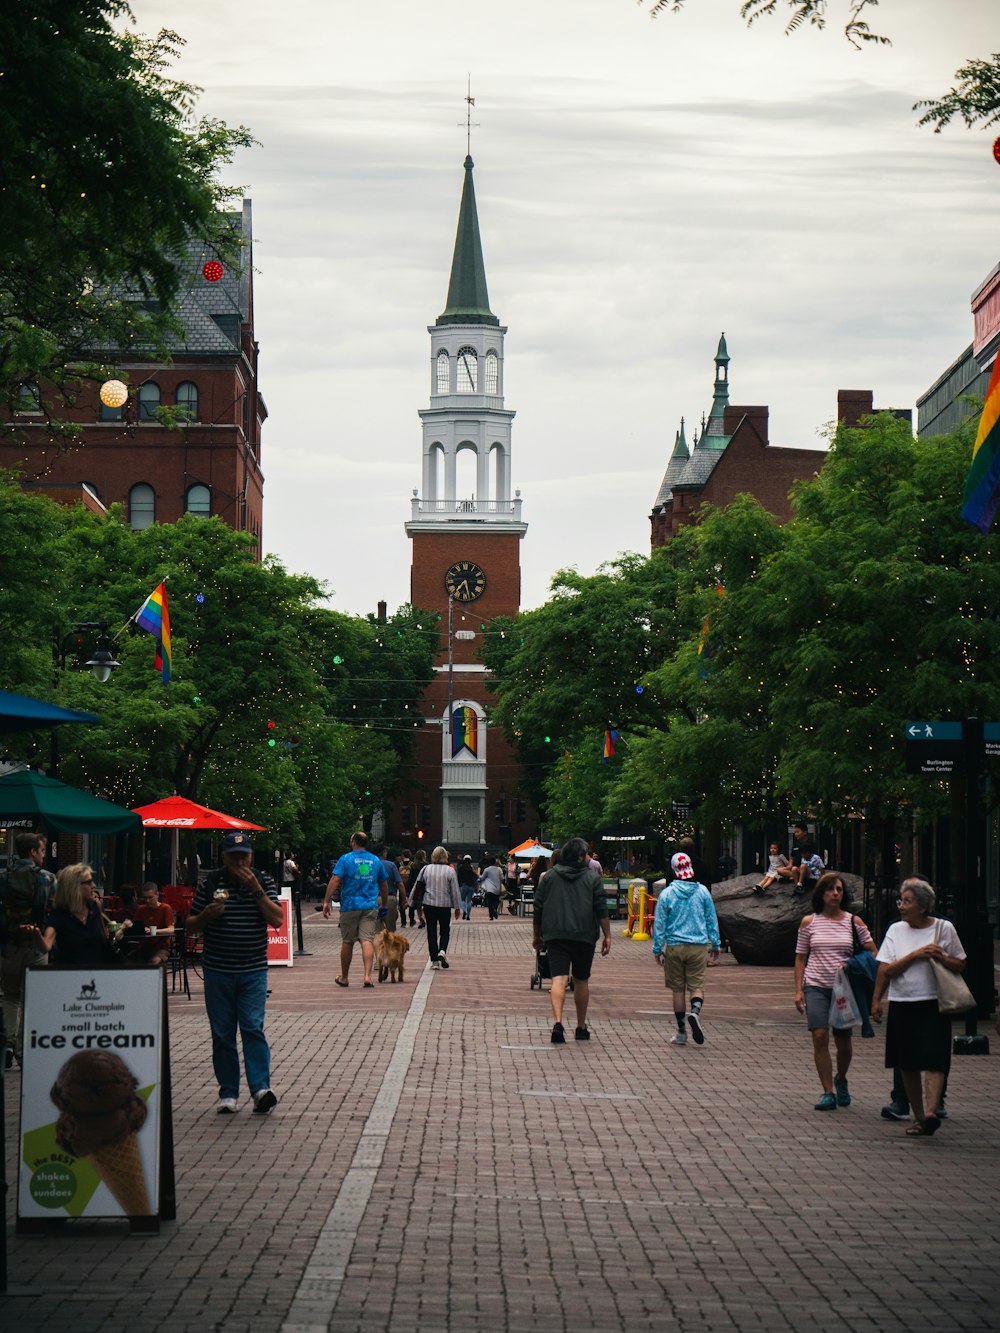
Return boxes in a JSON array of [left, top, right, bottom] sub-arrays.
[[828, 969, 862, 1029]]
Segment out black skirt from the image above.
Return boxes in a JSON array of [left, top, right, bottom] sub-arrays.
[[884, 999, 952, 1073]]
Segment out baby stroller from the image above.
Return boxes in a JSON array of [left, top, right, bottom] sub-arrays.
[[530, 944, 573, 992]]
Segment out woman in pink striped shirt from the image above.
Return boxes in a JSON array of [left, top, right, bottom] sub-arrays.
[[794, 872, 876, 1111]]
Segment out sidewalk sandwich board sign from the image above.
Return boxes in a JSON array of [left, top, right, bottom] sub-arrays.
[[267, 888, 294, 967], [17, 967, 174, 1233]]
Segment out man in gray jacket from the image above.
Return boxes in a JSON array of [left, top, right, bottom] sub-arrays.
[[533, 837, 612, 1044]]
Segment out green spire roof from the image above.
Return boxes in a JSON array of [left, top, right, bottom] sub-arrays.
[[436, 156, 499, 327]]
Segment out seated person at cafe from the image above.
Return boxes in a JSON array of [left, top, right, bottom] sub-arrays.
[[129, 881, 175, 966]]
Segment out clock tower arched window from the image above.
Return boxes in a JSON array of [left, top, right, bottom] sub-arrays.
[[484, 351, 498, 395], [456, 346, 478, 393], [436, 351, 450, 393]]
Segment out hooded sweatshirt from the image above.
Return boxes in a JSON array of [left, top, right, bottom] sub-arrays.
[[652, 878, 720, 955], [534, 862, 607, 945]]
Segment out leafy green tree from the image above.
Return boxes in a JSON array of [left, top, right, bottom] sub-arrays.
[[483, 553, 681, 812], [0, 1, 254, 427]]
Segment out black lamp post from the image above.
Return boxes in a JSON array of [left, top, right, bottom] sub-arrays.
[[49, 621, 119, 775]]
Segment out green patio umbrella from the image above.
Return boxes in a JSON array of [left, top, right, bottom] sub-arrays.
[[0, 769, 141, 835]]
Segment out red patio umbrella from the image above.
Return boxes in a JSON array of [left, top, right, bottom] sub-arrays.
[[131, 796, 267, 885], [131, 795, 267, 830]]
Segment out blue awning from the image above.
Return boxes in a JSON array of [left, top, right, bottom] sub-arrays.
[[0, 689, 99, 735]]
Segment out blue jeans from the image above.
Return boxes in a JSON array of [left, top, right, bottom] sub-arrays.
[[203, 967, 271, 1099], [461, 886, 475, 917]]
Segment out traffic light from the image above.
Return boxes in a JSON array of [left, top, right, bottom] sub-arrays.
[[516, 799, 526, 822], [421, 803, 431, 828], [494, 799, 504, 820]]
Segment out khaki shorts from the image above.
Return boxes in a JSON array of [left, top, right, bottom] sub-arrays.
[[663, 943, 710, 993], [339, 909, 379, 944]]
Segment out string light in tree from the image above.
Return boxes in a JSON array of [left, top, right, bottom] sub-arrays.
[[202, 260, 224, 282], [100, 379, 128, 408]]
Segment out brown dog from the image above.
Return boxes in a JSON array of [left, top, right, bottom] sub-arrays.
[[375, 928, 410, 983]]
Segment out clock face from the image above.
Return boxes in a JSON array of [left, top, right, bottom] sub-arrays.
[[445, 560, 487, 603]]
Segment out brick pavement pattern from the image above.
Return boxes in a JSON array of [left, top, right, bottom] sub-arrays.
[[3, 911, 999, 1331]]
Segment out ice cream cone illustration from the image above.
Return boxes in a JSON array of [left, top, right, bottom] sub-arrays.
[[51, 1050, 151, 1216]]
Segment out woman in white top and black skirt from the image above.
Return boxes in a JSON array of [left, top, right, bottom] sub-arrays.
[[871, 877, 966, 1138]]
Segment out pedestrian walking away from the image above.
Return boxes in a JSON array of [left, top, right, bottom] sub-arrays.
[[479, 855, 503, 920], [533, 836, 611, 1043], [324, 832, 389, 987], [377, 845, 405, 932], [412, 847, 461, 969], [652, 852, 721, 1047], [794, 872, 876, 1109], [457, 854, 478, 920], [871, 878, 966, 1137], [187, 830, 283, 1115]]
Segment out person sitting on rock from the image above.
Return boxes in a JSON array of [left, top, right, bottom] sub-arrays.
[[754, 842, 790, 894]]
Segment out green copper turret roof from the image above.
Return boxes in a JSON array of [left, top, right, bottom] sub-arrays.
[[716, 331, 729, 364], [436, 156, 499, 328]]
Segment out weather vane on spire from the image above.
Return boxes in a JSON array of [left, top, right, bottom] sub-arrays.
[[461, 75, 479, 156]]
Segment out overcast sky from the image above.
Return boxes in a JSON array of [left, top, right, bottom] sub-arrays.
[[129, 0, 997, 616]]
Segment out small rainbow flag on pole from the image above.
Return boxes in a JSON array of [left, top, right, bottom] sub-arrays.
[[962, 353, 1000, 533], [602, 729, 618, 761], [135, 581, 172, 683]]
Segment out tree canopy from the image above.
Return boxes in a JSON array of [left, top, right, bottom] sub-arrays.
[[0, 1, 254, 425], [0, 475, 437, 852], [485, 412, 1000, 845]]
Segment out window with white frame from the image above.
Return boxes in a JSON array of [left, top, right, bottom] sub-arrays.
[[484, 351, 498, 395], [128, 483, 156, 530], [176, 380, 199, 421], [138, 383, 160, 421], [436, 351, 450, 393], [185, 483, 211, 517], [456, 346, 478, 393]]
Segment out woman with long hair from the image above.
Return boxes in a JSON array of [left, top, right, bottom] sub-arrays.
[[32, 863, 113, 966], [406, 849, 427, 927], [794, 871, 876, 1110]]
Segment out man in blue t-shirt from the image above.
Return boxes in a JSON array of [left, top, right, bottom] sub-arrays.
[[323, 831, 389, 988]]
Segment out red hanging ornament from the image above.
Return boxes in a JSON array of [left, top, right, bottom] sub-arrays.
[[202, 260, 224, 282], [994, 136, 1000, 165]]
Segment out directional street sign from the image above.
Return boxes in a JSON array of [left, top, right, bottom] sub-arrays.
[[904, 720, 963, 775], [984, 723, 1000, 758]]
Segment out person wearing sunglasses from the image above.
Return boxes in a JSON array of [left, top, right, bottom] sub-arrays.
[[31, 864, 114, 967]]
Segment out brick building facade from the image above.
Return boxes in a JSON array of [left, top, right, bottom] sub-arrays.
[[2, 201, 266, 553]]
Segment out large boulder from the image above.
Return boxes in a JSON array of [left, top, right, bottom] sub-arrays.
[[712, 873, 865, 966]]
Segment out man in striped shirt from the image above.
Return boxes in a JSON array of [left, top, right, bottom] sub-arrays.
[[188, 830, 283, 1116]]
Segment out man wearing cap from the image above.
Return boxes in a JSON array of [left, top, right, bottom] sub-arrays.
[[652, 852, 721, 1047], [323, 832, 389, 988], [188, 831, 283, 1115]]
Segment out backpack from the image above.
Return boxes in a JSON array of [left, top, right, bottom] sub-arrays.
[[0, 862, 48, 944]]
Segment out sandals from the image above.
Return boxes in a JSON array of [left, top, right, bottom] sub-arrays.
[[334, 977, 349, 988], [905, 1116, 942, 1137], [363, 981, 375, 988]]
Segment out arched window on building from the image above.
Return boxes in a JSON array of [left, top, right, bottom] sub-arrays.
[[456, 346, 478, 393], [138, 382, 161, 421], [176, 380, 199, 421], [436, 351, 450, 394], [484, 351, 498, 395], [129, 483, 156, 530], [185, 483, 211, 517]]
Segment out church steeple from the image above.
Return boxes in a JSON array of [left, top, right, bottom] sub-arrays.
[[436, 156, 499, 328], [700, 331, 730, 447]]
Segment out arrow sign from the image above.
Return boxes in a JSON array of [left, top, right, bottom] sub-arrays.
[[904, 721, 963, 775]]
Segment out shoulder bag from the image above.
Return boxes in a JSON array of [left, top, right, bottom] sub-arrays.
[[930, 919, 976, 1014]]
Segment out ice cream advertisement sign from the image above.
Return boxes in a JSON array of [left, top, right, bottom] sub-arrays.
[[267, 888, 293, 967], [19, 969, 164, 1222]]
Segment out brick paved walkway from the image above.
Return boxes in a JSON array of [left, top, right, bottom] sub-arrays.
[[3, 912, 999, 1331]]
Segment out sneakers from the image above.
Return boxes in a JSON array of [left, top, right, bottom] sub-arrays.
[[430, 959, 441, 970], [669, 1031, 688, 1045], [815, 1092, 837, 1111], [574, 1026, 590, 1041], [834, 1076, 851, 1107], [217, 1097, 239, 1114], [687, 1011, 705, 1045], [253, 1089, 278, 1115], [3, 1047, 15, 1071], [881, 1100, 910, 1121], [437, 952, 449, 969], [936, 1102, 948, 1120], [551, 1022, 566, 1044]]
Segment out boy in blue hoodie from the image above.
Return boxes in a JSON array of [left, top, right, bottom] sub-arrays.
[[652, 852, 721, 1046]]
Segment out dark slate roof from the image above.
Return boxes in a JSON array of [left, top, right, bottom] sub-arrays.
[[673, 448, 725, 490], [436, 157, 499, 328]]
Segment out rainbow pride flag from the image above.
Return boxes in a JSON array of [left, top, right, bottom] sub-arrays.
[[451, 704, 478, 757], [136, 581, 172, 683], [602, 728, 618, 761], [962, 353, 1000, 533]]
